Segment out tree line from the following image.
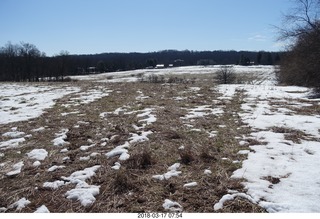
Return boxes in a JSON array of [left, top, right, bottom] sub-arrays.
[[277, 0, 320, 93], [0, 42, 281, 82]]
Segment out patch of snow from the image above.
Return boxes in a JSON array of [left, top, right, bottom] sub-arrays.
[[214, 193, 256, 211], [106, 142, 130, 161], [62, 156, 70, 161], [32, 127, 45, 132], [204, 169, 212, 175], [60, 148, 68, 153], [62, 165, 101, 207], [2, 130, 25, 138], [65, 184, 100, 207], [48, 165, 65, 172], [182, 105, 223, 120], [129, 131, 153, 144], [52, 129, 69, 147], [8, 197, 31, 210], [33, 161, 41, 167], [27, 149, 48, 160], [0, 137, 25, 149], [152, 163, 182, 180], [62, 165, 101, 183], [6, 161, 24, 176], [0, 83, 80, 124], [111, 162, 121, 170], [218, 82, 320, 212], [237, 150, 250, 155], [137, 108, 157, 125], [34, 205, 50, 213], [43, 180, 65, 189], [80, 156, 90, 161], [63, 87, 112, 107], [163, 199, 183, 212], [80, 144, 95, 151], [183, 182, 198, 188]]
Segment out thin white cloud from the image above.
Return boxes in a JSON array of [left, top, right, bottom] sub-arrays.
[[248, 34, 268, 42]]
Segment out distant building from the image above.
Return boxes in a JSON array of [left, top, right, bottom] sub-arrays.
[[155, 64, 165, 69], [174, 59, 184, 67], [87, 67, 97, 74]]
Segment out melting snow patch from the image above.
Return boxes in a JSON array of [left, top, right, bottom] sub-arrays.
[[59, 165, 101, 207], [214, 193, 256, 211], [62, 165, 101, 183], [182, 105, 223, 120], [111, 162, 121, 170], [183, 182, 198, 188], [163, 199, 183, 212], [0, 84, 80, 124], [33, 161, 41, 167], [65, 184, 100, 207], [0, 138, 25, 149], [60, 148, 68, 153], [152, 163, 182, 180], [8, 197, 31, 211], [80, 144, 95, 151], [106, 142, 130, 161], [32, 127, 45, 132], [137, 108, 157, 125], [26, 149, 48, 160], [52, 129, 69, 147], [80, 156, 90, 161], [129, 131, 153, 144], [47, 165, 65, 172], [34, 205, 50, 213], [237, 150, 250, 155], [2, 130, 25, 138], [43, 180, 65, 189], [6, 161, 24, 176], [204, 169, 212, 175]]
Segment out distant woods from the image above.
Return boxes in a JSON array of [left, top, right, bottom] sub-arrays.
[[277, 0, 320, 91], [0, 42, 281, 82]]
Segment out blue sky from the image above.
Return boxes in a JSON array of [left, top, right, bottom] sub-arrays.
[[0, 0, 292, 56]]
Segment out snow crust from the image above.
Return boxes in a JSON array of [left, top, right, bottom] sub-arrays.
[[153, 163, 182, 180], [217, 83, 320, 212], [34, 205, 50, 213], [8, 197, 31, 210], [0, 84, 79, 124], [162, 199, 183, 212], [27, 149, 48, 160], [6, 161, 24, 176]]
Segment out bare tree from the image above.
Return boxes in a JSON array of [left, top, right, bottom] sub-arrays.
[[278, 0, 320, 41], [215, 65, 236, 84], [277, 0, 320, 91]]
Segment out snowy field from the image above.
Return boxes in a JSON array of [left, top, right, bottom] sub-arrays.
[[0, 65, 320, 213]]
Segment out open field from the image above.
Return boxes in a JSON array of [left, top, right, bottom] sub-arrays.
[[0, 65, 320, 213]]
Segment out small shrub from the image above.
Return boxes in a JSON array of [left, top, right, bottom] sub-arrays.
[[111, 170, 135, 194], [179, 148, 195, 165], [215, 65, 236, 84], [124, 149, 154, 169]]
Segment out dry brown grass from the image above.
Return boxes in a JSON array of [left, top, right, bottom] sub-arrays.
[[0, 79, 265, 213]]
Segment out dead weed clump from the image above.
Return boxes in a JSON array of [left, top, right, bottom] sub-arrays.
[[124, 149, 155, 170], [111, 170, 136, 194], [178, 148, 195, 165]]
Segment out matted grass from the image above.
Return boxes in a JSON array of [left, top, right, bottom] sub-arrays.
[[1, 79, 268, 213]]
